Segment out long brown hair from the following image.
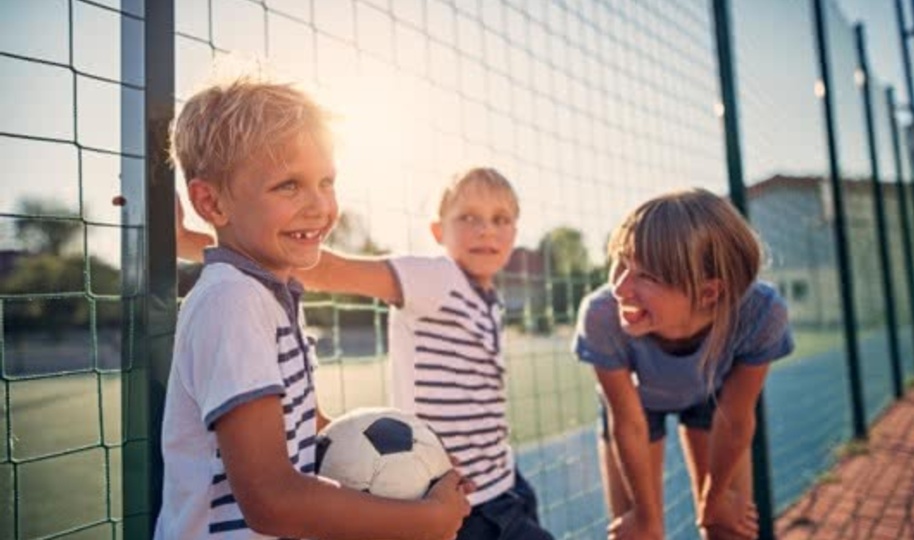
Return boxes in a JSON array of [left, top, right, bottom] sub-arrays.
[[607, 188, 762, 381]]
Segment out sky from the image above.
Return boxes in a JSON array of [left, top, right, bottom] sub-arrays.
[[0, 0, 911, 266]]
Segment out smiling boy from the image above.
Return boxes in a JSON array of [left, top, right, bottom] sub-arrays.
[[156, 75, 470, 540]]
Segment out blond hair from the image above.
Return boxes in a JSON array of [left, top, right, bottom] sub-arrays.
[[170, 75, 332, 186], [437, 167, 519, 219], [608, 188, 761, 383]]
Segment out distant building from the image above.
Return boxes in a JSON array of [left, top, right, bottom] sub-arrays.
[[747, 174, 912, 328]]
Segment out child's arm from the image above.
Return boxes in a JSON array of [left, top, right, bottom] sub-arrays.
[[216, 395, 470, 540], [293, 248, 402, 305], [594, 366, 664, 539], [698, 362, 768, 539], [173, 195, 401, 305]]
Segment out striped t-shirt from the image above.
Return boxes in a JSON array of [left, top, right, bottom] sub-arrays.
[[388, 256, 514, 506], [155, 248, 317, 539]]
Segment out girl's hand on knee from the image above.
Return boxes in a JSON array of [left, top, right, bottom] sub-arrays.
[[607, 509, 663, 540], [698, 490, 758, 540]]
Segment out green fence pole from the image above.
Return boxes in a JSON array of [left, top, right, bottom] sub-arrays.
[[710, 1, 775, 537], [855, 25, 904, 399], [127, 1, 176, 537], [811, 0, 867, 439], [897, 0, 914, 234], [887, 86, 914, 375]]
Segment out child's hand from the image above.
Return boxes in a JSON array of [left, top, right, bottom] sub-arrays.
[[446, 454, 476, 495], [606, 509, 663, 540], [697, 490, 758, 540], [423, 469, 471, 540]]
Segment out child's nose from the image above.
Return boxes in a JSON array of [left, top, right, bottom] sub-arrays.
[[301, 187, 334, 214], [611, 272, 634, 299], [474, 220, 494, 235]]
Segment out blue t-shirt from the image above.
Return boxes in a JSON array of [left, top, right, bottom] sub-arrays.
[[572, 281, 793, 411]]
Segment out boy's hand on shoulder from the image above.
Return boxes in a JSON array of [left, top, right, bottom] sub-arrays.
[[423, 469, 471, 540]]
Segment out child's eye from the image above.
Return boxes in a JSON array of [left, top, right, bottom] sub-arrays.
[[493, 215, 515, 227], [459, 214, 480, 224], [638, 271, 661, 284], [275, 180, 299, 192], [320, 176, 335, 189]]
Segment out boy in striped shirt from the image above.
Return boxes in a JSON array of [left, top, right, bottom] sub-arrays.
[[158, 75, 470, 540], [296, 168, 555, 540]]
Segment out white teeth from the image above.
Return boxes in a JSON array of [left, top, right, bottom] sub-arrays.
[[289, 230, 321, 240]]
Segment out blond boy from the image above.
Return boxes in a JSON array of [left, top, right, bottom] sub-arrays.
[[157, 76, 470, 540]]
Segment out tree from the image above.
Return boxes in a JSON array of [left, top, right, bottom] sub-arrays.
[[539, 226, 590, 276], [538, 227, 593, 325], [0, 254, 120, 334], [15, 198, 81, 255], [327, 211, 388, 256]]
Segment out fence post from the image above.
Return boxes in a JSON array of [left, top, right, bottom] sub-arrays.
[[126, 1, 176, 538], [854, 25, 904, 399], [811, 0, 867, 439], [897, 0, 914, 236], [709, 1, 775, 537], [887, 86, 914, 375]]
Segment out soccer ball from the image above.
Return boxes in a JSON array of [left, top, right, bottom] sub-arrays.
[[315, 407, 452, 499]]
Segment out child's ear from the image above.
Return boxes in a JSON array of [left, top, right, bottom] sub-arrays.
[[187, 178, 229, 228], [699, 279, 723, 308], [430, 221, 444, 244]]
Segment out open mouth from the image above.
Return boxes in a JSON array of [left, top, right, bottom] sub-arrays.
[[284, 229, 323, 241], [619, 306, 647, 325]]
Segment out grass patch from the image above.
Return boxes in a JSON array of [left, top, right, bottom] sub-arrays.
[[816, 470, 840, 485], [1, 373, 121, 537], [833, 438, 869, 460]]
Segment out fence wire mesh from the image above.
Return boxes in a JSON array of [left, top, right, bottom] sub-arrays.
[[2, 1, 914, 539]]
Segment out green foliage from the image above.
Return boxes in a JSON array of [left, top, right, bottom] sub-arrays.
[[537, 227, 606, 325], [15, 198, 81, 256], [327, 211, 389, 256], [0, 254, 121, 333], [833, 438, 869, 460], [539, 226, 590, 276]]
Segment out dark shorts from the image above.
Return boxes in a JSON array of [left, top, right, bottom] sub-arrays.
[[456, 470, 555, 540], [598, 392, 717, 443]]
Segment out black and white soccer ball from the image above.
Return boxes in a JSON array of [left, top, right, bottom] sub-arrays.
[[315, 407, 452, 499]]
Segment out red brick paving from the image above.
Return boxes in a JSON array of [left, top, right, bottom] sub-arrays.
[[774, 390, 914, 539]]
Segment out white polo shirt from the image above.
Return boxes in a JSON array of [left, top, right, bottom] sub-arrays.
[[155, 248, 317, 539], [387, 256, 515, 506]]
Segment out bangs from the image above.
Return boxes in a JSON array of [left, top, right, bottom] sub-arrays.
[[609, 198, 703, 297]]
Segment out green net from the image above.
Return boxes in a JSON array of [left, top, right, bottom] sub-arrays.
[[3, 1, 914, 539]]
